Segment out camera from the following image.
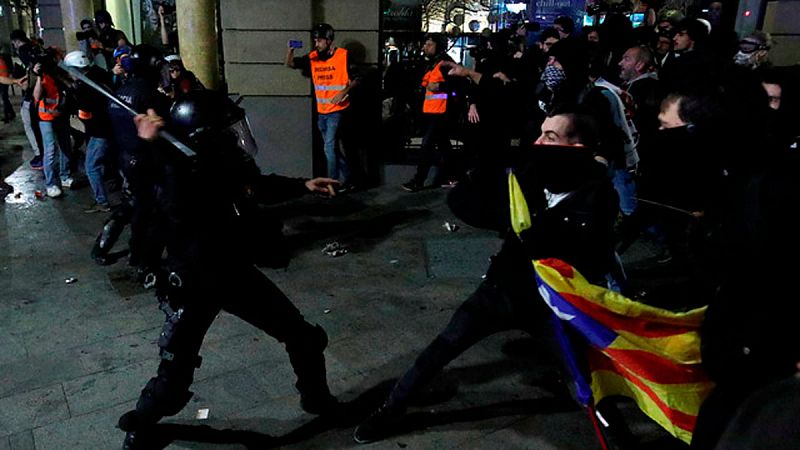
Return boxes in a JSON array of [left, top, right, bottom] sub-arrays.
[[76, 29, 97, 41], [30, 47, 58, 74]]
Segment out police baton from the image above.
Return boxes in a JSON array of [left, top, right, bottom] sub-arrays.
[[59, 63, 196, 158], [635, 197, 697, 217]]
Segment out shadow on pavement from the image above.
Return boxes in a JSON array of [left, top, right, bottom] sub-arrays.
[[121, 378, 577, 449]]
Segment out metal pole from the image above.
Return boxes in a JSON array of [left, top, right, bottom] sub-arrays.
[[59, 63, 197, 158]]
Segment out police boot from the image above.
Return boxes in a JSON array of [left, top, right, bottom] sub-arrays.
[[91, 207, 129, 265], [121, 428, 171, 450], [118, 370, 194, 432], [285, 324, 339, 415]]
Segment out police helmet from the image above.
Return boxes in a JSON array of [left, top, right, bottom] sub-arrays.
[[127, 44, 168, 85], [169, 91, 259, 157], [312, 23, 335, 41], [113, 45, 132, 60], [64, 50, 91, 69]]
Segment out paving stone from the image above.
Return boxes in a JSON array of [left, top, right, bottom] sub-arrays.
[[3, 431, 35, 450], [0, 384, 70, 436], [426, 236, 503, 279], [32, 403, 130, 450], [62, 360, 156, 416]]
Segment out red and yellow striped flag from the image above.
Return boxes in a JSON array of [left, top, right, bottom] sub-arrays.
[[508, 171, 714, 444]]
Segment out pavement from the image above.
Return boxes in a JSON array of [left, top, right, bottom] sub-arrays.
[[0, 110, 688, 449]]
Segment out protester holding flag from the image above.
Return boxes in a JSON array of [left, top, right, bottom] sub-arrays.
[[353, 111, 621, 444]]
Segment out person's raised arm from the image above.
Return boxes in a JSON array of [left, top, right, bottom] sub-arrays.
[[158, 6, 169, 47], [285, 43, 296, 68]]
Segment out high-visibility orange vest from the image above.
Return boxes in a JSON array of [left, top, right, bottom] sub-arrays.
[[309, 47, 350, 114], [0, 58, 9, 78], [422, 60, 448, 114], [38, 73, 63, 121]]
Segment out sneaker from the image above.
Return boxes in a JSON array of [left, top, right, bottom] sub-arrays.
[[29, 156, 43, 170], [46, 186, 62, 198], [84, 202, 111, 213], [353, 403, 405, 444], [61, 177, 75, 189], [401, 180, 421, 192]]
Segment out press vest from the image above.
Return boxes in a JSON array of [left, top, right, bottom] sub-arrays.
[[422, 60, 448, 114], [38, 73, 63, 121], [309, 48, 350, 114]]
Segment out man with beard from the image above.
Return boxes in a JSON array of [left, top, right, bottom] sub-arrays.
[[353, 111, 621, 444]]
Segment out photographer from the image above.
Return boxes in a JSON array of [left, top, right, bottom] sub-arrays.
[[95, 10, 129, 67], [32, 49, 74, 198], [76, 19, 108, 71], [9, 30, 44, 169]]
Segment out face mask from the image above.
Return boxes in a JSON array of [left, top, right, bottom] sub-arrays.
[[541, 65, 567, 90], [529, 144, 596, 193], [733, 50, 755, 67]]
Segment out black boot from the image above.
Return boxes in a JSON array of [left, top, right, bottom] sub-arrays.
[[286, 324, 340, 415]]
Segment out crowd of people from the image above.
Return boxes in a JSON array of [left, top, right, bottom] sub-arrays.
[[1, 6, 799, 449]]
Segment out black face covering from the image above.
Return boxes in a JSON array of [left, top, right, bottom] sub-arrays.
[[525, 144, 599, 193], [654, 125, 695, 151]]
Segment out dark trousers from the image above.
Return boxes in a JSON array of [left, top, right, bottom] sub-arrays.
[[413, 114, 454, 185], [1, 84, 13, 120], [135, 265, 329, 420], [387, 280, 550, 408]]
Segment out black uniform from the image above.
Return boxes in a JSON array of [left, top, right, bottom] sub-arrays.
[[119, 93, 336, 448], [101, 77, 171, 270]]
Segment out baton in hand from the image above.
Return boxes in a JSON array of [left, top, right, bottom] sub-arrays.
[[59, 63, 196, 158]]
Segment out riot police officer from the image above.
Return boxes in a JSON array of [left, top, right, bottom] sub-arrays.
[[95, 44, 172, 270], [118, 90, 341, 448]]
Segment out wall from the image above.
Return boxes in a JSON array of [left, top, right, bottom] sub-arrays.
[[38, 0, 66, 49], [763, 0, 800, 66], [220, 0, 380, 178]]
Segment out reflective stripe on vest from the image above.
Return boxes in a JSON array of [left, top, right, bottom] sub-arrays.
[[309, 48, 350, 114], [422, 60, 447, 114], [38, 98, 62, 121], [38, 74, 62, 121]]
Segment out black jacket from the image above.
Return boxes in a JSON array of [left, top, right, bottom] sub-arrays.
[[156, 134, 310, 285], [448, 151, 619, 294]]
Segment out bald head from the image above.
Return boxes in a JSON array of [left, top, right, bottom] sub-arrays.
[[619, 46, 653, 82]]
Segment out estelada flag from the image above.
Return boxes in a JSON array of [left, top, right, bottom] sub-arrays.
[[508, 171, 714, 444]]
